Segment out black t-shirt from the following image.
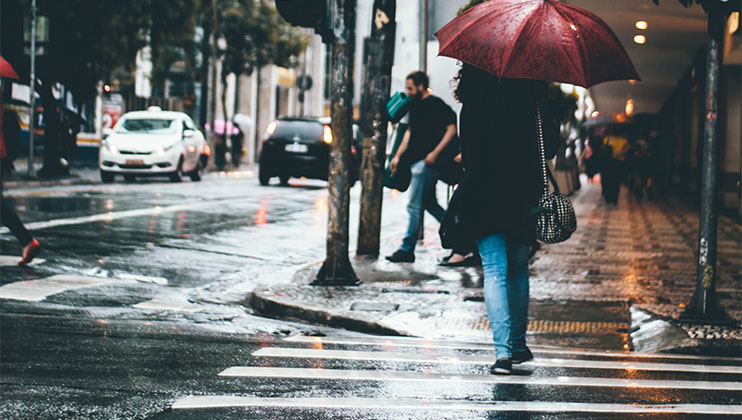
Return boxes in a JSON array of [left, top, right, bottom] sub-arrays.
[[404, 95, 456, 165]]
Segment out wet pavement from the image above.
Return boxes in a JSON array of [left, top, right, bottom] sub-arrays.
[[1, 170, 740, 418]]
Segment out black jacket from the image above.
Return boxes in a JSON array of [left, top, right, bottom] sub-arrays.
[[458, 80, 559, 242]]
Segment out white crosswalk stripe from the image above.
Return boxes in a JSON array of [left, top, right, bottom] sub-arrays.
[[172, 335, 742, 416]]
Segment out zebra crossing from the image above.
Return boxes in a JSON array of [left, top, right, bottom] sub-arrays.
[[171, 334, 742, 417]]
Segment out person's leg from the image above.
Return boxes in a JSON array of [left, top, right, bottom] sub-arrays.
[[476, 234, 511, 360], [420, 166, 446, 223], [400, 161, 426, 252], [0, 179, 33, 247], [506, 233, 531, 353]]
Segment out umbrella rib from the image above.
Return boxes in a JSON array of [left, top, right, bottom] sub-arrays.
[[551, 5, 589, 86], [438, 2, 508, 52], [500, 1, 546, 78]]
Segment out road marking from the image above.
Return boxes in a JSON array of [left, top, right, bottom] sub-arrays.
[[172, 395, 742, 414], [0, 256, 45, 267], [0, 274, 122, 302], [284, 335, 742, 363], [253, 347, 742, 374], [0, 196, 257, 233], [218, 366, 742, 391], [132, 299, 202, 313], [118, 273, 168, 285]]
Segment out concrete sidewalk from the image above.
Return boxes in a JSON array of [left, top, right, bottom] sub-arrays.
[[250, 181, 741, 355]]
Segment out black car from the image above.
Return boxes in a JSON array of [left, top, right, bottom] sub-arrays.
[[258, 117, 361, 186]]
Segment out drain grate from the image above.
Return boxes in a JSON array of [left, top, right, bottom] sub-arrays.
[[446, 318, 629, 334]]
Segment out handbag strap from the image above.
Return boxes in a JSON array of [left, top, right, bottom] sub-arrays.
[[535, 100, 560, 195]]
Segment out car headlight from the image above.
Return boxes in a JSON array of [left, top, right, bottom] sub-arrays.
[[107, 144, 118, 154], [155, 147, 166, 156]]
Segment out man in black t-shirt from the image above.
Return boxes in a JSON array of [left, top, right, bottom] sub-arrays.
[[387, 71, 458, 263]]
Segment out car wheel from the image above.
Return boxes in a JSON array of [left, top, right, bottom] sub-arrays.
[[279, 175, 290, 186], [100, 170, 114, 183], [258, 164, 271, 186], [189, 159, 202, 182], [170, 157, 183, 182]]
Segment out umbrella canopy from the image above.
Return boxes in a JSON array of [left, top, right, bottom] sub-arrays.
[[205, 119, 241, 136], [435, 0, 639, 88], [0, 56, 19, 80]]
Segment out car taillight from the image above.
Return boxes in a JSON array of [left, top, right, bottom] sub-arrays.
[[323, 125, 333, 144], [266, 121, 277, 136], [187, 145, 197, 153], [203, 144, 211, 156]]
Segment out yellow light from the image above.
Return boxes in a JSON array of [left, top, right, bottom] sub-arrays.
[[629, 79, 638, 85], [323, 125, 333, 144], [625, 99, 634, 116], [633, 35, 646, 45], [729, 12, 740, 35], [266, 120, 277, 136], [635, 21, 648, 30]]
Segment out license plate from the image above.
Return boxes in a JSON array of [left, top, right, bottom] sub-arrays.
[[285, 143, 308, 154], [125, 159, 146, 166]]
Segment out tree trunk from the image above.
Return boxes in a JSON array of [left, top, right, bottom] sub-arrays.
[[357, 0, 396, 257], [313, 0, 359, 285]]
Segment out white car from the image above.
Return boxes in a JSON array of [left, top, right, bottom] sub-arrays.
[[99, 107, 210, 183]]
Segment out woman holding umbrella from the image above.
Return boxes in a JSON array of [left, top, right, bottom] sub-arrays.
[[436, 0, 639, 374]]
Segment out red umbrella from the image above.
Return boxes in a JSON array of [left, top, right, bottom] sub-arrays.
[[435, 0, 639, 88], [0, 56, 19, 80]]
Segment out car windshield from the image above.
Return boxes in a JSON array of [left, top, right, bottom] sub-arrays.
[[116, 118, 178, 135], [273, 121, 324, 139]]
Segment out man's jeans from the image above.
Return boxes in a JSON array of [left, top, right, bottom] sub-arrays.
[[476, 233, 531, 359], [400, 160, 446, 253]]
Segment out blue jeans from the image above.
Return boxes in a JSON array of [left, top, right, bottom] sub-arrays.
[[476, 233, 531, 359], [400, 160, 446, 252]]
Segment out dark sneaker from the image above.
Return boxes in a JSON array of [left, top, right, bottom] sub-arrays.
[[512, 347, 533, 364], [386, 249, 415, 263], [490, 358, 512, 375]]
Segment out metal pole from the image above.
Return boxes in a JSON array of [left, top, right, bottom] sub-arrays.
[[27, 0, 37, 178], [206, 0, 218, 169], [685, 9, 726, 320], [419, 0, 428, 72], [313, 0, 359, 285], [357, 0, 396, 257]]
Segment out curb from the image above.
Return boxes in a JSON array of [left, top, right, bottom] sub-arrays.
[[630, 306, 742, 356], [247, 290, 407, 336]]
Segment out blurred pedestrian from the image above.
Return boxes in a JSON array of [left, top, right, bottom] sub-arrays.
[[387, 71, 458, 263], [2, 109, 20, 175], [230, 122, 243, 169], [439, 152, 479, 267], [1, 128, 41, 265], [600, 143, 621, 205], [448, 64, 558, 375]]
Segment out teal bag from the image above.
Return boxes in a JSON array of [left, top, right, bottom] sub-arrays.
[[386, 92, 411, 124], [384, 123, 411, 192]]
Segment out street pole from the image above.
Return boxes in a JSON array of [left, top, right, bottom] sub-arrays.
[[206, 0, 218, 170], [27, 0, 37, 178], [685, 8, 726, 321], [313, 0, 359, 286], [419, 0, 428, 72], [357, 0, 396, 257]]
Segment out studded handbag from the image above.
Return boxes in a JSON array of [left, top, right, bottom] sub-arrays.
[[531, 100, 577, 244]]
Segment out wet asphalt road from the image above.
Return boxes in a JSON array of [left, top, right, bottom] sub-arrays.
[[1, 173, 740, 419]]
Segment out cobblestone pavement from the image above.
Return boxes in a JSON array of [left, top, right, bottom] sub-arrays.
[[532, 180, 741, 338], [252, 179, 741, 350]]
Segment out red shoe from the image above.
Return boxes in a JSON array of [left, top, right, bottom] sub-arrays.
[[18, 239, 41, 266]]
